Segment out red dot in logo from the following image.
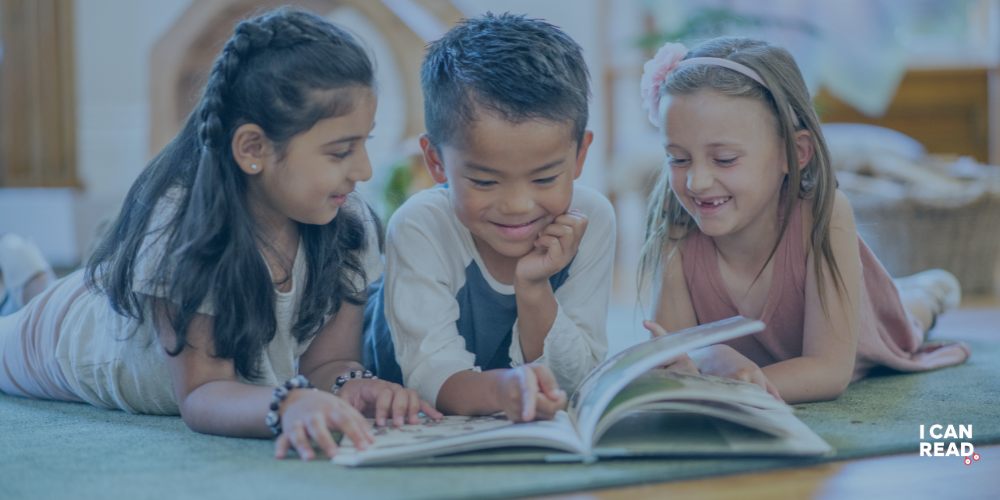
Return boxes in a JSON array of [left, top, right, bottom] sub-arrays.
[[964, 457, 972, 465], [973, 453, 980, 461]]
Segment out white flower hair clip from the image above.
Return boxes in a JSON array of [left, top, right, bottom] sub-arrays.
[[639, 42, 800, 128]]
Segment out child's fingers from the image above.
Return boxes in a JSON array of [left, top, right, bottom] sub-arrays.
[[531, 364, 563, 401], [533, 391, 566, 420], [406, 389, 422, 425], [764, 378, 784, 403], [390, 386, 410, 428], [554, 211, 588, 231], [419, 399, 444, 420], [657, 354, 698, 373], [330, 408, 373, 450], [373, 386, 394, 427], [306, 413, 339, 459], [535, 236, 565, 265], [745, 370, 772, 396], [287, 420, 314, 461], [642, 319, 669, 337], [274, 432, 291, 459], [534, 386, 568, 419], [519, 368, 538, 422], [534, 235, 561, 252], [541, 223, 574, 240]]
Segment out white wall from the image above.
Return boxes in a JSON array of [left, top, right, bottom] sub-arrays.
[[71, 0, 192, 260], [0, 1, 192, 267], [327, 6, 408, 216]]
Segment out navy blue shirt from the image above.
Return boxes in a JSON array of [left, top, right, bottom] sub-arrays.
[[364, 259, 573, 385]]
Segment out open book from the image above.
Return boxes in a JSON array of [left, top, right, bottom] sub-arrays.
[[334, 316, 834, 466]]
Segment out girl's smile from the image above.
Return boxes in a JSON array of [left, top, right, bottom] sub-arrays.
[[692, 196, 732, 215], [663, 89, 787, 241], [331, 191, 352, 206]]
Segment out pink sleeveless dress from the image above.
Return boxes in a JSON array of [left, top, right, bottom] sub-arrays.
[[682, 198, 970, 381]]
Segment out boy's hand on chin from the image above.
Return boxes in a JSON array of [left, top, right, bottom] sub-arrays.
[[497, 363, 567, 423], [515, 210, 588, 285]]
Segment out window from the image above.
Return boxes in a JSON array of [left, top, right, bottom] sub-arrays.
[[0, 0, 77, 187]]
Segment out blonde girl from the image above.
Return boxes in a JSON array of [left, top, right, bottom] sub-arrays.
[[639, 37, 970, 404]]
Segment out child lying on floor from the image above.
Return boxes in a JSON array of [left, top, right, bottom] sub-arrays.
[[0, 8, 440, 461], [638, 37, 970, 404], [364, 13, 616, 422]]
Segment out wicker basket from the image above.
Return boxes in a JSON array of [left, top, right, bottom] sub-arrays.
[[847, 186, 1000, 295]]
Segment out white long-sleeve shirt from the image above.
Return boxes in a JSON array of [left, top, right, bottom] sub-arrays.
[[365, 184, 615, 406]]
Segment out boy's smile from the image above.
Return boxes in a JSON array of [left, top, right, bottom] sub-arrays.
[[421, 110, 591, 276]]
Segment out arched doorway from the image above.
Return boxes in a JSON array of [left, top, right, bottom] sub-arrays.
[[148, 0, 463, 157]]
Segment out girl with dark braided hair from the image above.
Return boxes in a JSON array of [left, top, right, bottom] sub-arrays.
[[0, 8, 440, 460]]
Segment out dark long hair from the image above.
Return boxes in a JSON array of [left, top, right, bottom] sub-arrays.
[[86, 9, 376, 381]]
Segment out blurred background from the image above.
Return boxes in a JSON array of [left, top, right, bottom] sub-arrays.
[[1, 0, 999, 335]]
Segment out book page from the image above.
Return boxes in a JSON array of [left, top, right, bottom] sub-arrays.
[[339, 414, 513, 451], [567, 316, 764, 450], [592, 371, 790, 443], [334, 411, 587, 466], [592, 408, 832, 457]]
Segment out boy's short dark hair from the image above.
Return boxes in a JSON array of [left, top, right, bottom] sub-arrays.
[[421, 12, 590, 148]]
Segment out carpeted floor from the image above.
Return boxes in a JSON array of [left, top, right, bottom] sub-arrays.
[[1, 310, 998, 500]]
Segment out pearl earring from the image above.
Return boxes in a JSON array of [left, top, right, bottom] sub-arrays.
[[251, 164, 258, 170]]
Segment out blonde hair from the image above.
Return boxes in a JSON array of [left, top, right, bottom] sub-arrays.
[[638, 36, 844, 313]]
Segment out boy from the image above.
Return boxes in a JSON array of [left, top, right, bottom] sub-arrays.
[[364, 13, 615, 422]]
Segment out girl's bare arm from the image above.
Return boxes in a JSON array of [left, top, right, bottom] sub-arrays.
[[761, 191, 862, 403], [154, 299, 279, 437], [297, 301, 443, 427], [650, 237, 700, 372], [152, 298, 374, 460], [296, 301, 366, 390], [652, 238, 698, 332]]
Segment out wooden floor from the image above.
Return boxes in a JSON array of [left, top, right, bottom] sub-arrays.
[[530, 293, 1000, 500], [533, 444, 1000, 500]]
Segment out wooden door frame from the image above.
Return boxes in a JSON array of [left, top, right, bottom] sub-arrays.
[[0, 0, 78, 187], [148, 0, 463, 159]]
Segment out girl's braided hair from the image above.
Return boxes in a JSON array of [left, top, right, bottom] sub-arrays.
[[87, 8, 376, 381]]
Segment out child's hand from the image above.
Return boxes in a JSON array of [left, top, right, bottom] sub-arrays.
[[274, 388, 374, 461], [337, 378, 444, 427], [497, 363, 567, 423], [694, 344, 784, 402], [642, 320, 699, 373], [515, 210, 588, 285]]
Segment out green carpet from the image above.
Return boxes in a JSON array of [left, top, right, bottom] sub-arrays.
[[2, 311, 998, 500]]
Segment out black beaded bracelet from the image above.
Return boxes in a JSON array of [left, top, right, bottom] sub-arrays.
[[265, 375, 314, 436], [331, 369, 376, 396]]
